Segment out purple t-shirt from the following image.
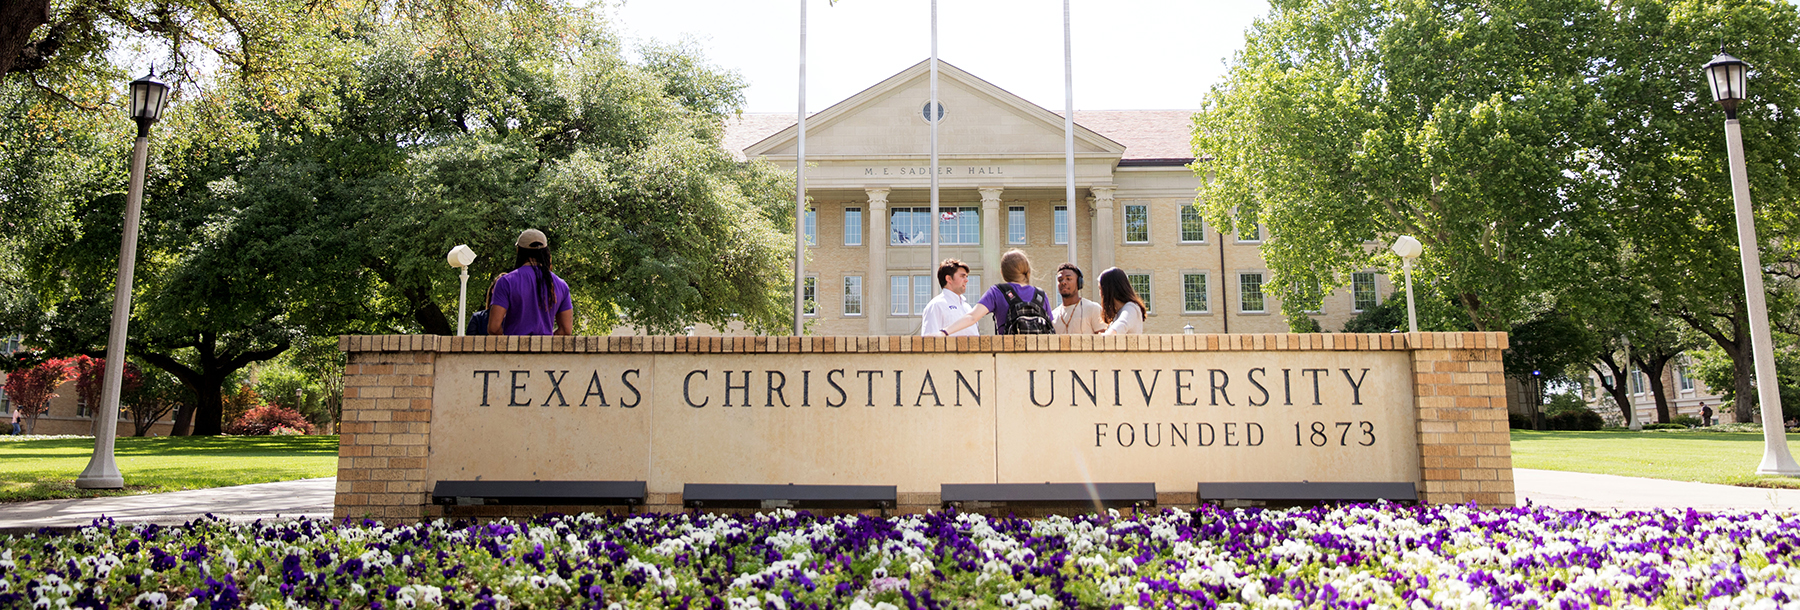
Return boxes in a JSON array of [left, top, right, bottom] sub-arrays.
[[978, 282, 1044, 335], [489, 266, 572, 336]]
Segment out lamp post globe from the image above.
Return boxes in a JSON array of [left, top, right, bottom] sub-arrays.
[[1702, 50, 1800, 475], [77, 72, 169, 489]]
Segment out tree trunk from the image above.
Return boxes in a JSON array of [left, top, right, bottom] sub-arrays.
[[170, 402, 196, 436], [0, 0, 53, 78], [1591, 357, 1632, 425], [1732, 350, 1757, 423], [191, 379, 227, 436], [134, 333, 289, 436], [1636, 353, 1675, 424]]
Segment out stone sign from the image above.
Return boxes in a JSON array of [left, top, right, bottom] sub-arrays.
[[334, 333, 1512, 520]]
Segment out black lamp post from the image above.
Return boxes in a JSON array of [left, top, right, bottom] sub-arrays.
[[1700, 51, 1799, 475], [76, 73, 168, 489]]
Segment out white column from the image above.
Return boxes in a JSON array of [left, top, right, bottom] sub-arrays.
[[979, 187, 1003, 282], [1089, 186, 1115, 273], [866, 188, 890, 336]]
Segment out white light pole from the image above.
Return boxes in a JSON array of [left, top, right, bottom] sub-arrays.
[[1703, 51, 1800, 475], [1391, 235, 1422, 334], [78, 72, 169, 489], [447, 245, 476, 336], [794, 0, 808, 336]]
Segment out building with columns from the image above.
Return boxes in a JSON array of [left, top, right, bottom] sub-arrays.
[[724, 60, 1392, 336]]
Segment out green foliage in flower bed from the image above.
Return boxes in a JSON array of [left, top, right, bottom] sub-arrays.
[[4, 506, 1800, 609], [0, 436, 337, 503], [1511, 429, 1800, 489]]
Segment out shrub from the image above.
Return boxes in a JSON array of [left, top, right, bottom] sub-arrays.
[[1642, 422, 1689, 431], [1545, 409, 1603, 431], [1672, 415, 1702, 427], [1509, 412, 1532, 430], [225, 405, 313, 436]]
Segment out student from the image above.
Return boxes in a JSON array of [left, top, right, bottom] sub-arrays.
[[937, 250, 1053, 336], [1052, 263, 1105, 335], [921, 259, 979, 337], [488, 229, 574, 336], [1097, 267, 1146, 335]]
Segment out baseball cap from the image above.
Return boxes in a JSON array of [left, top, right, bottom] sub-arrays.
[[517, 229, 548, 249]]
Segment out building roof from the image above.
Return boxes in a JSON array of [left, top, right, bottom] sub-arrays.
[[721, 109, 1196, 163]]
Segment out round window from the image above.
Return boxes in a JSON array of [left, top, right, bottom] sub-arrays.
[[921, 101, 945, 123]]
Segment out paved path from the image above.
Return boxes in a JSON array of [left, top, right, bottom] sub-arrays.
[[3, 470, 1799, 531], [0, 478, 334, 533]]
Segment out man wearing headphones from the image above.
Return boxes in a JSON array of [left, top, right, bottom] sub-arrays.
[[1052, 263, 1106, 335]]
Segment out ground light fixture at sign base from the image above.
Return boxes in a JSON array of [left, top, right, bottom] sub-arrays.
[[447, 245, 477, 336], [77, 72, 169, 489], [1390, 235, 1422, 335], [1701, 50, 1800, 475]]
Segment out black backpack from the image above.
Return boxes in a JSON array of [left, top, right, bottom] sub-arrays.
[[996, 284, 1053, 335]]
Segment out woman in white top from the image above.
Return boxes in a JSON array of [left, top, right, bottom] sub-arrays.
[[1097, 267, 1146, 335]]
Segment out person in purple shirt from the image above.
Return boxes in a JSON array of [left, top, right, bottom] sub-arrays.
[[936, 249, 1052, 335], [487, 229, 574, 336]]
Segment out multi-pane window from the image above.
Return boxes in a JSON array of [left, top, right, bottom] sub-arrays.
[[890, 207, 979, 245], [1630, 369, 1645, 394], [804, 208, 817, 246], [844, 207, 862, 246], [1239, 223, 1262, 242], [1054, 206, 1069, 244], [1352, 272, 1379, 311], [1678, 365, 1695, 391], [843, 276, 863, 316], [1127, 274, 1152, 314], [1007, 206, 1026, 244], [1124, 205, 1149, 243], [968, 274, 982, 297], [1239, 273, 1265, 313], [1180, 206, 1207, 242], [1182, 273, 1209, 313], [888, 275, 935, 315], [802, 277, 817, 316], [77, 397, 90, 418], [1, 335, 17, 357]]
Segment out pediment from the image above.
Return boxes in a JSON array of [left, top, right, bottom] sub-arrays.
[[745, 60, 1125, 159]]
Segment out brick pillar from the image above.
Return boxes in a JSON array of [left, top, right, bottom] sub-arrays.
[[1411, 335, 1514, 506], [335, 342, 437, 522]]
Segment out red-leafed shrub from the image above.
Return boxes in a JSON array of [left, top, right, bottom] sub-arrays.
[[224, 405, 314, 436]]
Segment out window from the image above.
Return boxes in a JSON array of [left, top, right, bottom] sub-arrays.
[[843, 276, 863, 316], [913, 275, 931, 315], [802, 277, 817, 316], [890, 207, 979, 245], [1180, 206, 1207, 243], [1124, 204, 1149, 243], [1183, 274, 1209, 313], [1241, 224, 1261, 241], [1, 335, 17, 357], [0, 392, 8, 416], [1054, 206, 1069, 244], [1678, 365, 1695, 391], [1352, 272, 1379, 311], [1007, 206, 1026, 244], [1601, 373, 1614, 391], [844, 207, 862, 246], [890, 276, 910, 315], [77, 397, 90, 418], [1630, 369, 1645, 394], [804, 208, 817, 246], [888, 275, 934, 316], [1127, 274, 1153, 314], [1239, 273, 1265, 313]]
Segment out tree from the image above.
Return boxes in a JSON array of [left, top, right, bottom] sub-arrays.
[[2, 357, 69, 434], [1504, 310, 1599, 429], [1589, 0, 1800, 423], [1192, 0, 1612, 334], [121, 362, 187, 437], [68, 355, 142, 435], [1690, 338, 1800, 422]]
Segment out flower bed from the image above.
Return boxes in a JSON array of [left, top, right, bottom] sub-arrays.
[[4, 503, 1799, 609]]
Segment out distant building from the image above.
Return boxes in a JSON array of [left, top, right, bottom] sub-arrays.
[[0, 335, 176, 436], [721, 60, 1393, 336]]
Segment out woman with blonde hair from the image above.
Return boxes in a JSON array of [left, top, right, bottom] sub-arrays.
[[1097, 267, 1146, 335], [936, 249, 1054, 335]]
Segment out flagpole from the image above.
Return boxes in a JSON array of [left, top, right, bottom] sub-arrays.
[[794, 0, 808, 336], [1063, 0, 1078, 271], [929, 0, 940, 280]]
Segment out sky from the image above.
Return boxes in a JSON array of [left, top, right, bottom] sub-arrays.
[[609, 0, 1272, 113]]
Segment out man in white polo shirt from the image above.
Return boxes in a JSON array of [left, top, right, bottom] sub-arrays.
[[921, 259, 980, 336]]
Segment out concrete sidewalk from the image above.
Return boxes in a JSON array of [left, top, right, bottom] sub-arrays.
[[2, 470, 1798, 531], [0, 478, 334, 533]]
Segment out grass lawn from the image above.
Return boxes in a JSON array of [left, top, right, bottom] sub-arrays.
[[0, 435, 338, 503], [1511, 428, 1800, 489]]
